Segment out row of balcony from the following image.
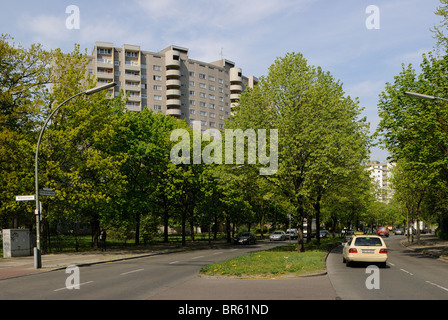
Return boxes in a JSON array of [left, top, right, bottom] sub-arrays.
[[165, 49, 182, 118], [230, 67, 243, 113]]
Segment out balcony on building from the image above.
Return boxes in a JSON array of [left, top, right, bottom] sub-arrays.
[[166, 89, 181, 98], [166, 99, 181, 107], [166, 79, 181, 88], [166, 107, 182, 117], [165, 49, 181, 69], [229, 67, 243, 83]]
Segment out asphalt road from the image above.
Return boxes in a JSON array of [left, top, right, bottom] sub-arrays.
[[0, 241, 287, 300], [327, 234, 448, 300]]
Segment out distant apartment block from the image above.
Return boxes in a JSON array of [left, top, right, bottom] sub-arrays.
[[366, 161, 396, 203], [87, 42, 258, 130]]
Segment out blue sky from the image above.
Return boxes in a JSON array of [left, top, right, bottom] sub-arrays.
[[0, 0, 443, 162]]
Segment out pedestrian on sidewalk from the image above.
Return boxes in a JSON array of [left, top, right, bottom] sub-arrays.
[[99, 227, 107, 251]]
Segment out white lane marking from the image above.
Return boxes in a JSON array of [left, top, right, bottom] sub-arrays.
[[120, 268, 144, 275], [213, 252, 223, 255], [54, 281, 93, 292], [388, 262, 395, 266], [400, 268, 413, 275], [426, 281, 448, 292], [169, 261, 179, 264], [191, 256, 204, 260]]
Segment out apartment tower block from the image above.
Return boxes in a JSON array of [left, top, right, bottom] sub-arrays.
[[87, 42, 258, 130]]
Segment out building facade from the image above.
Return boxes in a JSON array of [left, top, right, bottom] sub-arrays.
[[366, 161, 396, 203], [87, 42, 258, 130]]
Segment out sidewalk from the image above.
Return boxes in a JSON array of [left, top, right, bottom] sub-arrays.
[[0, 241, 224, 280], [401, 234, 448, 262]]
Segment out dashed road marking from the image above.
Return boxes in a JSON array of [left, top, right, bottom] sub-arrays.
[[400, 268, 413, 276], [54, 281, 93, 292], [426, 281, 448, 292], [120, 268, 144, 275]]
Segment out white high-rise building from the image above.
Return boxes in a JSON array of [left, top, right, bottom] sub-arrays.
[[366, 161, 396, 203], [86, 42, 258, 130]]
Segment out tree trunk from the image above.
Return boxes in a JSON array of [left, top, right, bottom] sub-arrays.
[[314, 192, 322, 245], [297, 206, 305, 253], [135, 211, 140, 245]]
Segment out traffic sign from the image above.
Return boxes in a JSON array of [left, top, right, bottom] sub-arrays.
[[15, 195, 35, 201]]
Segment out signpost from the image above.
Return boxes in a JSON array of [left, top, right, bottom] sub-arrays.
[[15, 189, 55, 268]]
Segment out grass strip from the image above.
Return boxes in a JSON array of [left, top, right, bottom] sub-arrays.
[[200, 238, 340, 278]]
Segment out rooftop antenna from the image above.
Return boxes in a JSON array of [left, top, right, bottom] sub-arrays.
[[220, 47, 224, 60]]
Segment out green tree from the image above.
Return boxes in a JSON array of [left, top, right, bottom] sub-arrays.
[[228, 52, 369, 251], [0, 34, 51, 229], [110, 108, 185, 245], [376, 47, 448, 239]]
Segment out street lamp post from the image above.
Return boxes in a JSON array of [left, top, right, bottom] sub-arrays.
[[34, 82, 116, 269], [405, 91, 448, 102]]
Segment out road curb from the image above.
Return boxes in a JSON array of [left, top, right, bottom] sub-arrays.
[[400, 238, 448, 263]]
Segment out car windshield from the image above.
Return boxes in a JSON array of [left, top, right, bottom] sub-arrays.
[[238, 232, 251, 237], [273, 231, 282, 234], [354, 237, 383, 246]]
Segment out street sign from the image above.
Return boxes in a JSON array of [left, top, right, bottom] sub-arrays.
[[39, 189, 55, 197], [15, 195, 35, 201]]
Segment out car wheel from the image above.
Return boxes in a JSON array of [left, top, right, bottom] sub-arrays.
[[342, 257, 346, 263], [345, 260, 351, 267]]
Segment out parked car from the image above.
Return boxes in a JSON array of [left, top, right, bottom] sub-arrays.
[[233, 232, 257, 245], [342, 235, 388, 268], [285, 229, 298, 240], [319, 230, 329, 238], [377, 226, 389, 237], [269, 231, 287, 241], [394, 228, 404, 235]]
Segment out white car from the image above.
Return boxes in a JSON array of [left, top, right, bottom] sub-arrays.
[[342, 235, 388, 268], [269, 231, 287, 241], [285, 229, 298, 239]]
